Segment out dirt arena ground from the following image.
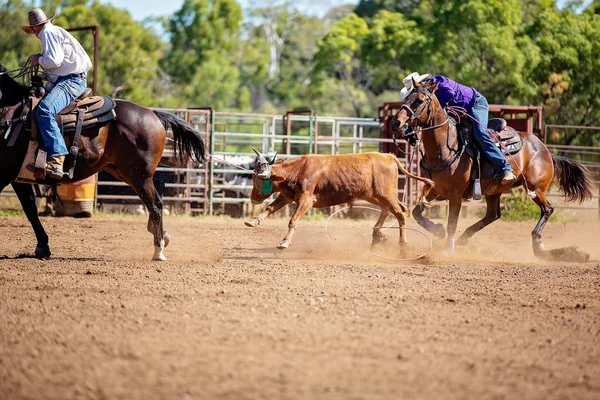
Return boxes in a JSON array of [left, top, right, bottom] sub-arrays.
[[0, 212, 599, 400]]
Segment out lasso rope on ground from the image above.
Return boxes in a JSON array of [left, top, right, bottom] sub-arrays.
[[325, 206, 433, 261]]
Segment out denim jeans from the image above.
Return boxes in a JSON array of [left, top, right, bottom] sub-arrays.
[[468, 92, 512, 174], [36, 75, 87, 157]]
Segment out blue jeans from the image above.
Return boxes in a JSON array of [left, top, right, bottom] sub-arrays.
[[468, 93, 512, 174], [37, 75, 87, 157]]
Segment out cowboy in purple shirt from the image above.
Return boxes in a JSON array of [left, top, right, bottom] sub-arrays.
[[400, 73, 516, 184]]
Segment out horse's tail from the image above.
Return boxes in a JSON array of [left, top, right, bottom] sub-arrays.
[[153, 110, 205, 163], [393, 156, 435, 200], [551, 154, 595, 203]]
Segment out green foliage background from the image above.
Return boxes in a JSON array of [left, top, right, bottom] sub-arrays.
[[1, 0, 599, 147]]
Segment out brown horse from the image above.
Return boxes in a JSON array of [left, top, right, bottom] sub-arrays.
[[0, 65, 205, 261], [391, 79, 595, 262]]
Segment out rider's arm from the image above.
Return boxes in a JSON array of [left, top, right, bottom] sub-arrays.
[[38, 29, 65, 70], [435, 85, 455, 107], [431, 75, 455, 107]]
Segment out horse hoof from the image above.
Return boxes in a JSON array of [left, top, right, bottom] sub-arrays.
[[456, 237, 468, 247], [277, 242, 290, 250], [35, 244, 51, 259], [164, 232, 171, 248], [245, 220, 258, 227], [153, 254, 167, 261], [433, 224, 446, 239]]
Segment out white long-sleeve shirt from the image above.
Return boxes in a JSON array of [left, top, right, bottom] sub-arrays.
[[38, 22, 92, 85]]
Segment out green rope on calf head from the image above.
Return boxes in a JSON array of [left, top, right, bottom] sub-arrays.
[[255, 177, 273, 195]]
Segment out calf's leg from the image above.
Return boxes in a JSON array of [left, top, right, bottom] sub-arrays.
[[371, 208, 391, 246], [245, 195, 292, 227], [278, 195, 313, 249]]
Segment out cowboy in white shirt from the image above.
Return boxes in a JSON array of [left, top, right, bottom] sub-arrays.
[[21, 8, 92, 179]]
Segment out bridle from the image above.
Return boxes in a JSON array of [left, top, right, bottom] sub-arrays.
[[394, 85, 464, 177], [398, 85, 449, 137]]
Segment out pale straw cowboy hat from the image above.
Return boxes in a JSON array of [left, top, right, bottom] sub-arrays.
[[20, 8, 55, 34], [399, 72, 432, 100]]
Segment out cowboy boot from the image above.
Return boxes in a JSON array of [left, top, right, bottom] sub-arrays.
[[501, 171, 517, 184], [46, 155, 66, 180]]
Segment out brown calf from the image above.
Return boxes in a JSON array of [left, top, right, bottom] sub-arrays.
[[245, 149, 434, 250]]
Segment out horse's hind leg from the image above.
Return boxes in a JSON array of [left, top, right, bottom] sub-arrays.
[[153, 177, 170, 248], [133, 177, 166, 261], [11, 182, 50, 258], [530, 190, 554, 257], [457, 193, 502, 246]]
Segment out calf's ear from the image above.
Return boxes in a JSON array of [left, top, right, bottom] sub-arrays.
[[271, 175, 285, 182]]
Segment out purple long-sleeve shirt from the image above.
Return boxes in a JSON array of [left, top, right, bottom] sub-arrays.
[[432, 76, 478, 109]]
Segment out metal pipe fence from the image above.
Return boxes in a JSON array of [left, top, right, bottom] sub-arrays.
[[92, 110, 413, 216], [2, 111, 598, 219]]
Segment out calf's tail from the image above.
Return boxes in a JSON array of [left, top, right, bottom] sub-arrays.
[[393, 156, 435, 201]]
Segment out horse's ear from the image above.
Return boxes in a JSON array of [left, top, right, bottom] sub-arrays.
[[413, 77, 420, 88], [428, 81, 439, 93]]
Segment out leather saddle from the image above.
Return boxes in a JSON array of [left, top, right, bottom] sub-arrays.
[[56, 90, 117, 132], [457, 117, 524, 157], [452, 117, 524, 199], [12, 88, 117, 181]]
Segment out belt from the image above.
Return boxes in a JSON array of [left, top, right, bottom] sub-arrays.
[[59, 72, 86, 80]]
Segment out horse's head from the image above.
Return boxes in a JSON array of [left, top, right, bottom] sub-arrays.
[[391, 78, 440, 138]]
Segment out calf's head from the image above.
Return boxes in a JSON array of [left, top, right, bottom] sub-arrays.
[[250, 148, 284, 204]]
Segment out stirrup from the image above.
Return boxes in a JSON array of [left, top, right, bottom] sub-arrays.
[[46, 166, 66, 180]]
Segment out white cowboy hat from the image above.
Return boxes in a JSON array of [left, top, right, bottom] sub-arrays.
[[20, 8, 55, 34], [399, 72, 432, 100]]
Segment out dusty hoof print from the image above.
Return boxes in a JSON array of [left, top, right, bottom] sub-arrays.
[[245, 220, 258, 228], [456, 237, 468, 247], [538, 246, 590, 263]]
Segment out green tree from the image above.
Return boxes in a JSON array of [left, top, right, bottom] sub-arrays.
[[57, 1, 165, 105], [527, 7, 600, 145], [0, 0, 40, 71], [355, 0, 420, 19], [313, 13, 371, 116], [417, 0, 539, 103], [361, 10, 427, 93], [162, 0, 242, 82]]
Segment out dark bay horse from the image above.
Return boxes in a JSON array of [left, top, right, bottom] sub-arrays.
[[0, 65, 205, 261], [392, 79, 595, 262]]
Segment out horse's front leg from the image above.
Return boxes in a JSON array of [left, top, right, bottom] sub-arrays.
[[412, 191, 445, 239], [11, 182, 51, 258], [445, 198, 462, 255], [457, 193, 502, 246]]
